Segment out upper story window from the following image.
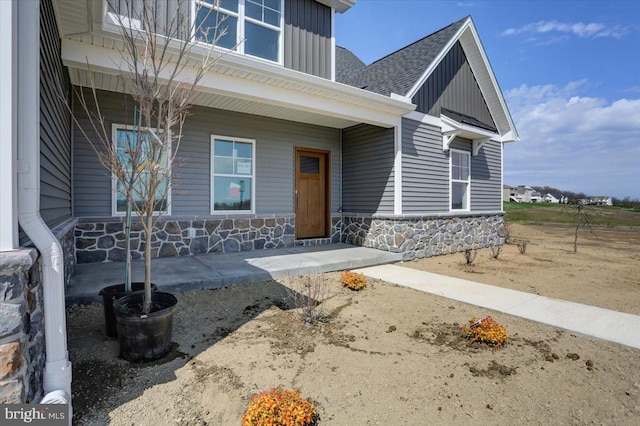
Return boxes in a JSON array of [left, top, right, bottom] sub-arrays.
[[195, 0, 283, 63]]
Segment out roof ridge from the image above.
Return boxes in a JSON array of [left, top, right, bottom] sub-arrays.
[[366, 15, 470, 67]]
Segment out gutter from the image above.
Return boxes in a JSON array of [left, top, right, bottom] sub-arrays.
[[16, 0, 72, 408]]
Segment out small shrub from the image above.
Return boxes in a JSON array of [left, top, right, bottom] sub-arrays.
[[490, 245, 502, 259], [461, 316, 509, 348], [463, 249, 478, 266], [517, 242, 528, 254], [287, 274, 328, 325], [242, 388, 317, 426], [340, 271, 367, 291]]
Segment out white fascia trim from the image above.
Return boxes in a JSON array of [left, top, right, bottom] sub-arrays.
[[316, 0, 356, 13], [330, 8, 336, 81], [441, 113, 499, 155], [461, 23, 519, 141], [405, 17, 472, 99], [61, 40, 415, 128], [404, 110, 441, 127], [404, 17, 519, 142], [0, 0, 18, 250], [394, 119, 403, 215]]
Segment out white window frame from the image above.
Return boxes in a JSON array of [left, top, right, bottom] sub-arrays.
[[193, 0, 284, 65], [450, 148, 471, 212], [111, 124, 172, 217], [210, 135, 256, 214]]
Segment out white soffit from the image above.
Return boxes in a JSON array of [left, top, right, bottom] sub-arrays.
[[315, 0, 356, 13], [62, 39, 415, 129]]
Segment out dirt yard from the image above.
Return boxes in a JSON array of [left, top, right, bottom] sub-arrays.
[[68, 224, 640, 425]]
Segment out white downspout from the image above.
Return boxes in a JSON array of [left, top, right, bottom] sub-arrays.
[[16, 0, 72, 405]]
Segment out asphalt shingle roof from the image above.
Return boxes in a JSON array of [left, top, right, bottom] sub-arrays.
[[336, 16, 469, 97]]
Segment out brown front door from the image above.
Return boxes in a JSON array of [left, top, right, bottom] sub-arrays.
[[295, 148, 329, 239]]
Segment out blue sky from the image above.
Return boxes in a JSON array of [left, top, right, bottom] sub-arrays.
[[335, 0, 640, 199]]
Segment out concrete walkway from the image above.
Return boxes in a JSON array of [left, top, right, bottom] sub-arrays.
[[67, 243, 402, 305], [355, 264, 640, 350]]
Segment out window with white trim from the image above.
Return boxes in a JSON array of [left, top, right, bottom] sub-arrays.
[[211, 136, 255, 213], [195, 0, 283, 63], [112, 125, 171, 216], [450, 149, 470, 211]]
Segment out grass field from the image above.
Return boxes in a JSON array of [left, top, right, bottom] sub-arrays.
[[503, 202, 640, 226]]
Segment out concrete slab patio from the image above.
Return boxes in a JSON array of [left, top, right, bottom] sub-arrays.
[[66, 243, 403, 305], [355, 264, 640, 350]]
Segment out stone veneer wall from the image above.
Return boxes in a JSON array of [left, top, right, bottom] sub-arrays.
[[76, 215, 344, 263], [341, 213, 505, 261], [51, 219, 76, 286], [0, 249, 45, 403]]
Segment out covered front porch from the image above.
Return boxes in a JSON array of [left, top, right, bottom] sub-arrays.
[[66, 242, 402, 305]]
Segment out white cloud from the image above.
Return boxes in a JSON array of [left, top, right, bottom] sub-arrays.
[[504, 80, 640, 198], [501, 20, 629, 40]]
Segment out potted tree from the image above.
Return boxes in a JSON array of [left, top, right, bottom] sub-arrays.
[[70, 0, 227, 360]]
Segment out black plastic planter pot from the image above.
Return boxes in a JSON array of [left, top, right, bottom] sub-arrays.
[[99, 283, 158, 338], [113, 291, 178, 362]]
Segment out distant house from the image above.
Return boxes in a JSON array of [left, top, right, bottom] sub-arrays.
[[589, 196, 613, 206], [544, 193, 559, 203], [512, 185, 542, 203], [503, 185, 515, 202]]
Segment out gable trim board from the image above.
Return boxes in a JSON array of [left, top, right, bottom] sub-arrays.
[[404, 16, 518, 142]]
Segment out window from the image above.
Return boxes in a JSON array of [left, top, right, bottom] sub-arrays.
[[450, 149, 470, 211], [195, 0, 283, 63], [112, 125, 171, 216], [211, 136, 255, 213]]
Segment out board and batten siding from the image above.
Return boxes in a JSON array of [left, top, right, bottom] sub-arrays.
[[412, 42, 495, 129], [40, 0, 72, 228], [284, 0, 332, 79], [401, 118, 449, 213], [470, 140, 502, 211], [73, 89, 340, 217], [341, 124, 395, 214], [112, 0, 332, 79]]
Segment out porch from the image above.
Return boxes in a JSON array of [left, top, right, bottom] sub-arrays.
[[66, 243, 402, 305]]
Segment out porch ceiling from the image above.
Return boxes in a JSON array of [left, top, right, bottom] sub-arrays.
[[55, 0, 415, 129]]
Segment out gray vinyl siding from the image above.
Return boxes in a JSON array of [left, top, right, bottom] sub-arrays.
[[412, 42, 495, 128], [73, 90, 340, 217], [401, 117, 502, 213], [401, 118, 449, 213], [341, 124, 395, 214], [284, 0, 332, 79], [470, 140, 502, 211], [40, 0, 72, 228]]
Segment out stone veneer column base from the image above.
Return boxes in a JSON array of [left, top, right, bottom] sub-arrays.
[[0, 249, 45, 403], [341, 213, 505, 261]]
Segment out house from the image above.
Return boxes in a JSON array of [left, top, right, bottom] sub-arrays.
[[544, 193, 560, 204], [512, 185, 542, 203], [589, 196, 613, 206], [0, 0, 518, 404], [503, 184, 519, 202]]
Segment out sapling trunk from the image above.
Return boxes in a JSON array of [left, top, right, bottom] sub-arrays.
[[143, 212, 153, 314]]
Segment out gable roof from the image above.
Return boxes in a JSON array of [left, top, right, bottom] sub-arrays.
[[336, 16, 519, 142], [335, 46, 367, 88], [336, 16, 468, 97]]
